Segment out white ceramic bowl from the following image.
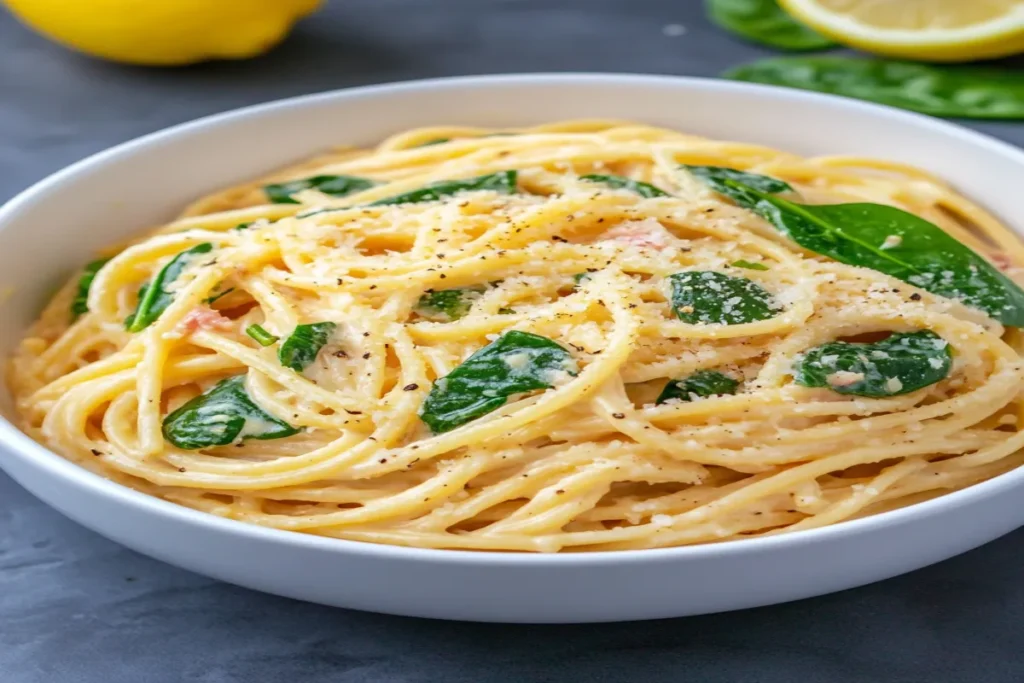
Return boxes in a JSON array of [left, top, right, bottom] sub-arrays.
[[2, 74, 1024, 623]]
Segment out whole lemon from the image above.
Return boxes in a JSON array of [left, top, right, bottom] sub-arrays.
[[2, 0, 322, 66]]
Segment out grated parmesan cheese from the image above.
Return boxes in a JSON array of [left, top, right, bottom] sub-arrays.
[[884, 377, 903, 393]]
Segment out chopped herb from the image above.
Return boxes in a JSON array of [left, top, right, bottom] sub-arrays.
[[246, 324, 279, 347], [731, 260, 769, 271], [572, 272, 591, 290]]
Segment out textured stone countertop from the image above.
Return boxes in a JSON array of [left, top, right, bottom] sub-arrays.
[[2, 2, 1024, 681]]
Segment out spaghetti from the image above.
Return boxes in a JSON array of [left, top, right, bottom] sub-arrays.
[[10, 119, 1024, 552]]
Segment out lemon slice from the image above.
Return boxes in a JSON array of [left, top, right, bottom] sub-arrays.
[[778, 0, 1024, 61]]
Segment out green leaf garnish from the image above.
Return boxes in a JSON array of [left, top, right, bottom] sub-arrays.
[[162, 375, 299, 450], [685, 165, 1024, 325], [579, 174, 668, 198], [683, 165, 794, 199], [417, 138, 450, 147], [126, 243, 213, 332], [497, 307, 516, 315], [370, 171, 518, 206], [794, 331, 952, 398], [419, 330, 577, 433], [724, 57, 1024, 120], [71, 258, 110, 321], [706, 0, 836, 51], [416, 286, 486, 321], [669, 271, 780, 325], [246, 324, 279, 347], [264, 175, 378, 204], [657, 370, 740, 404], [731, 260, 769, 271], [278, 322, 337, 372]]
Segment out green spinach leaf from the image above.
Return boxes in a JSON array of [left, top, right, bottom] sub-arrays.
[[126, 243, 213, 332], [370, 171, 518, 206], [657, 369, 740, 404], [246, 324, 279, 347], [669, 271, 780, 325], [580, 174, 669, 198], [682, 164, 794, 199], [706, 0, 836, 51], [162, 375, 298, 449], [278, 322, 337, 371], [724, 57, 1024, 120], [416, 286, 486, 321], [71, 258, 110, 321], [731, 260, 769, 271], [264, 175, 378, 204], [419, 330, 577, 433], [685, 165, 1024, 325], [794, 330, 952, 398]]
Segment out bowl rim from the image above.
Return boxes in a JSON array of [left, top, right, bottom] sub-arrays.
[[3, 71, 1024, 567]]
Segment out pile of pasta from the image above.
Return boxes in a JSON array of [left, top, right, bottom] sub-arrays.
[[10, 120, 1024, 552]]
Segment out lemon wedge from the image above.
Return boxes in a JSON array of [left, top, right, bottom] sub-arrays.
[[2, 0, 322, 66], [778, 0, 1024, 61]]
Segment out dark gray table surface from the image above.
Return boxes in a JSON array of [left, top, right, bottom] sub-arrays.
[[3, 2, 1024, 681]]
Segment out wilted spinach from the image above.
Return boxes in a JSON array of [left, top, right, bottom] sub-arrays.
[[684, 165, 1024, 326], [370, 171, 518, 206], [264, 175, 377, 204], [657, 369, 740, 404], [419, 330, 577, 433], [793, 330, 952, 398], [162, 375, 299, 449], [669, 271, 780, 325], [580, 174, 669, 198], [126, 243, 213, 332], [278, 322, 337, 371], [71, 258, 110, 321]]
